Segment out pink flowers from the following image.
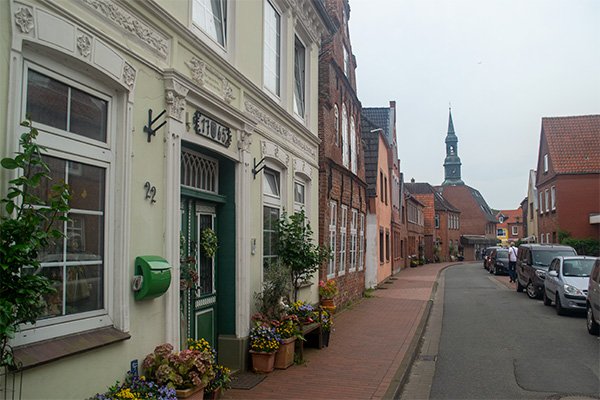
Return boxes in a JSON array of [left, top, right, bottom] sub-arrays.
[[318, 279, 339, 299]]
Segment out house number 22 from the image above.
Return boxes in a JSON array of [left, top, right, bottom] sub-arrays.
[[144, 182, 157, 204]]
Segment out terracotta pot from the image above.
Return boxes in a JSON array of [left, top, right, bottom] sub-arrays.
[[249, 350, 276, 373], [274, 337, 296, 369], [176, 384, 204, 399], [321, 298, 336, 313]]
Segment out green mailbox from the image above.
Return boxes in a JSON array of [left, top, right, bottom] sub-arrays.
[[134, 256, 172, 301]]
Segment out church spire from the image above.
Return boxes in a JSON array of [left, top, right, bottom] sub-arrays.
[[441, 107, 464, 186]]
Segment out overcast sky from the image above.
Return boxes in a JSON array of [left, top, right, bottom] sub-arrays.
[[349, 0, 600, 211]]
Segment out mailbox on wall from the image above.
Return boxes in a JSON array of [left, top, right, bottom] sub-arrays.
[[132, 256, 172, 301]]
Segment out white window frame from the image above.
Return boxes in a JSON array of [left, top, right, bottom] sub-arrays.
[[328, 201, 337, 278], [512, 226, 518, 236], [543, 154, 548, 172], [551, 185, 556, 210], [545, 189, 549, 213], [191, 0, 227, 48], [343, 46, 349, 76], [293, 179, 306, 214], [293, 35, 306, 118], [546, 233, 550, 244], [539, 192, 544, 215], [334, 105, 339, 146], [342, 104, 349, 167], [435, 214, 440, 229], [339, 205, 348, 275], [12, 57, 123, 347], [358, 213, 365, 271], [540, 233, 544, 244], [349, 209, 358, 272], [263, 166, 285, 280], [263, 0, 281, 97], [350, 117, 357, 174]]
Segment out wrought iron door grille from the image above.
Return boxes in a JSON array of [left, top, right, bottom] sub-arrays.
[[181, 150, 218, 193]]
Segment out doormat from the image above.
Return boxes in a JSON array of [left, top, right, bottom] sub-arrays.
[[229, 372, 267, 390]]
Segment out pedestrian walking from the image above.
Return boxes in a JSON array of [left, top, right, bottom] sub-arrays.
[[508, 241, 518, 282]]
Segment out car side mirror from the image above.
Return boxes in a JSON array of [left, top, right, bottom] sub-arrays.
[[547, 270, 558, 278]]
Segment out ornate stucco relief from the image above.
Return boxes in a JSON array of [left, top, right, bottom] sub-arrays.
[[293, 157, 313, 180], [288, 0, 320, 43], [186, 57, 237, 105], [79, 0, 170, 60], [14, 6, 34, 33], [244, 99, 316, 160], [165, 81, 189, 122], [262, 141, 289, 168]]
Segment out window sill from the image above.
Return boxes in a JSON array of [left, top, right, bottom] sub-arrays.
[[13, 327, 130, 370]]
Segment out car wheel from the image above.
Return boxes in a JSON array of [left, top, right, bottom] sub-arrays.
[[516, 279, 524, 292], [556, 295, 566, 316], [587, 304, 599, 335], [526, 281, 538, 299], [543, 290, 552, 306]]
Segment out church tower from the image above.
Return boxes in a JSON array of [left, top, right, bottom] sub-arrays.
[[442, 108, 464, 186]]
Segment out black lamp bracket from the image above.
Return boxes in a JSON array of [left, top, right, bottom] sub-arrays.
[[252, 157, 266, 179], [144, 109, 167, 143]]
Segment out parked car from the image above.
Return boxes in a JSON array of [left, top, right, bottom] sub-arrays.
[[543, 256, 597, 315], [489, 249, 509, 275], [483, 246, 501, 270], [515, 244, 577, 299], [587, 259, 600, 335]]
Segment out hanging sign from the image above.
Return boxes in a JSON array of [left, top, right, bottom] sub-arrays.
[[193, 110, 232, 148]]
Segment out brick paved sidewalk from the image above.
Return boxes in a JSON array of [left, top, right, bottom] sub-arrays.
[[214, 262, 455, 400]]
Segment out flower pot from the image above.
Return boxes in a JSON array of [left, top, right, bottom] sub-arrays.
[[176, 385, 204, 399], [274, 337, 296, 369], [249, 350, 276, 373], [204, 387, 221, 400], [321, 299, 336, 314], [322, 330, 331, 347]]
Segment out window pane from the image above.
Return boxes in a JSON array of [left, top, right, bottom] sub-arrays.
[[70, 87, 107, 142], [294, 182, 305, 204], [263, 170, 280, 197], [293, 37, 305, 117], [66, 262, 103, 315], [27, 70, 68, 130], [264, 1, 280, 95], [68, 162, 105, 212]]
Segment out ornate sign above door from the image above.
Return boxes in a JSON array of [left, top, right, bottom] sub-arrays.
[[193, 111, 232, 148]]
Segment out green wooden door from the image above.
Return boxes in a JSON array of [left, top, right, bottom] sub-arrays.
[[181, 197, 218, 349]]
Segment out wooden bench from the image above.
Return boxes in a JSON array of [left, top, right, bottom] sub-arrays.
[[294, 309, 323, 361]]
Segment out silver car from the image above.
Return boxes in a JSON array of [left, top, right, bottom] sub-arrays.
[[587, 259, 600, 335], [543, 256, 597, 315]]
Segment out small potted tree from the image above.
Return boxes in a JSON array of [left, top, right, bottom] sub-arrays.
[[276, 209, 329, 303]]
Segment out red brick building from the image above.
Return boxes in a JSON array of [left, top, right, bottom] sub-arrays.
[[405, 181, 461, 262], [404, 192, 425, 264], [317, 0, 367, 307], [536, 115, 600, 244]]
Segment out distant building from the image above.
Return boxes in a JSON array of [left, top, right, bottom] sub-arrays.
[[524, 170, 539, 242], [405, 181, 461, 262], [495, 208, 525, 246], [404, 191, 425, 264], [536, 115, 600, 243], [361, 113, 394, 288], [435, 108, 498, 260], [317, 0, 367, 309]]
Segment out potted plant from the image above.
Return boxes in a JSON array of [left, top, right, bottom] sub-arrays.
[[276, 209, 329, 302], [290, 300, 316, 324], [204, 364, 231, 400], [318, 279, 338, 313], [274, 314, 301, 369], [143, 343, 215, 398], [89, 371, 177, 399], [321, 309, 334, 348], [248, 324, 281, 373]]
